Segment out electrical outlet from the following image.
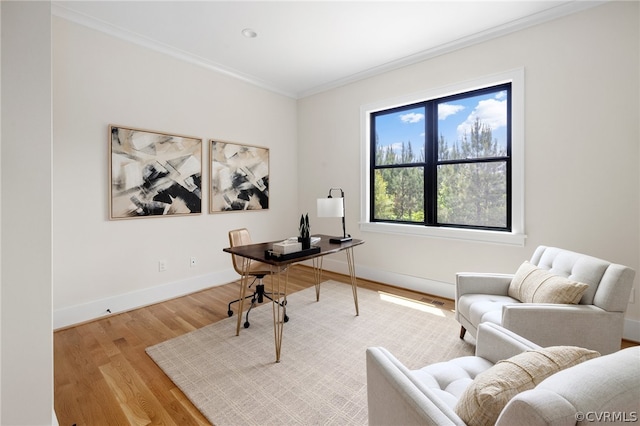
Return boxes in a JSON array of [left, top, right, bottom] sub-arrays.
[[190, 257, 197, 267], [158, 260, 167, 272]]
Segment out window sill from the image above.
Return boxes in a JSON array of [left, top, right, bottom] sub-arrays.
[[359, 222, 527, 246]]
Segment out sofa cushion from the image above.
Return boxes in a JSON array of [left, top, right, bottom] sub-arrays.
[[411, 356, 494, 410], [508, 261, 589, 304], [454, 346, 600, 426], [457, 294, 517, 328]]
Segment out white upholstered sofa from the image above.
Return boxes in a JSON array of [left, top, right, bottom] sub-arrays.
[[455, 246, 636, 355], [366, 322, 640, 426]]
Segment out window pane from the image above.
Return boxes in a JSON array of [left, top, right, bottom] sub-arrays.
[[374, 167, 424, 222], [374, 106, 425, 166], [437, 90, 508, 161], [437, 162, 507, 228]]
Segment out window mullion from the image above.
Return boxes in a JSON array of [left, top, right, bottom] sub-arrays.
[[425, 102, 437, 226]]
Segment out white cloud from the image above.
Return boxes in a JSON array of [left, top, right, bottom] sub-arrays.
[[391, 142, 403, 151], [438, 103, 465, 120], [399, 112, 424, 124], [456, 98, 506, 139]]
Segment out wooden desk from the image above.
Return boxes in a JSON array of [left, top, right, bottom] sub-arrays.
[[223, 234, 364, 362]]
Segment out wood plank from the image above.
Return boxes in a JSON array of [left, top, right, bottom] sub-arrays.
[[99, 362, 154, 425], [169, 387, 211, 425]]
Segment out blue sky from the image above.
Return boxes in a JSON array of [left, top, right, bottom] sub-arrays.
[[375, 89, 507, 160]]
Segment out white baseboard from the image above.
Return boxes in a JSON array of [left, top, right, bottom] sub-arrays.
[[315, 257, 455, 299], [623, 317, 640, 343], [318, 257, 640, 343], [53, 269, 239, 330], [54, 262, 640, 344]]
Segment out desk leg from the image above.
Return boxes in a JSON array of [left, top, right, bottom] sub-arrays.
[[235, 257, 251, 336], [346, 247, 359, 316], [270, 266, 288, 362], [312, 256, 323, 301]]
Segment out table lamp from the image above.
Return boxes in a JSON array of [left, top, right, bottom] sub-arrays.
[[317, 188, 352, 243]]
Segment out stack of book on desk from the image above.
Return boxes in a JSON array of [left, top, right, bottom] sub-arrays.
[[267, 237, 322, 260], [272, 240, 302, 255]]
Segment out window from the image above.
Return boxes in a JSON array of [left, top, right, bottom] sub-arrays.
[[361, 70, 525, 245]]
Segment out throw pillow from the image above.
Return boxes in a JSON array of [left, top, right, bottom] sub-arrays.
[[508, 261, 589, 303], [454, 346, 600, 426]]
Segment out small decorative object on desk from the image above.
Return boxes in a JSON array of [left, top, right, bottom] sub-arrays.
[[272, 240, 302, 255], [298, 213, 311, 249]]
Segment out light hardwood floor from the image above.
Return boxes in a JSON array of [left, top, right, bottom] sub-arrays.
[[54, 266, 453, 426], [54, 266, 637, 425]]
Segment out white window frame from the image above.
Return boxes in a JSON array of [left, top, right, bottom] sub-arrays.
[[360, 68, 526, 246]]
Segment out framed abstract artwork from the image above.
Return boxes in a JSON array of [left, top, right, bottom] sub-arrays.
[[109, 125, 203, 219], [210, 140, 269, 212]]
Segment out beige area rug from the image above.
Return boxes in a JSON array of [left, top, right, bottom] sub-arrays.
[[146, 280, 475, 425]]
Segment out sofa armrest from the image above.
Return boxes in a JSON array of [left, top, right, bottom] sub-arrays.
[[366, 347, 464, 426], [475, 323, 540, 364], [455, 273, 513, 297], [496, 389, 577, 426], [498, 347, 640, 425], [502, 304, 623, 354]]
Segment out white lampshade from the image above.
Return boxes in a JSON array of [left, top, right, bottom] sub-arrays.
[[317, 197, 344, 217]]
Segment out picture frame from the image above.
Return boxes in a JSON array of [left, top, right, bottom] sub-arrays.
[[109, 125, 203, 219], [210, 140, 269, 213]]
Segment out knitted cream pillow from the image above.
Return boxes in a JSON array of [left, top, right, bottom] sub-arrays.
[[454, 346, 600, 426], [508, 261, 589, 303]]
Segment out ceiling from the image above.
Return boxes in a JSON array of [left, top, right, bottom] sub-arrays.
[[52, 1, 603, 99]]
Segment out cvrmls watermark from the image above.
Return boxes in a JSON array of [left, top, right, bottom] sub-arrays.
[[575, 412, 638, 422]]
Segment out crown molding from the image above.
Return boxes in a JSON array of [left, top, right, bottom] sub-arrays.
[[297, 1, 607, 98], [52, 1, 606, 100], [51, 2, 298, 99]]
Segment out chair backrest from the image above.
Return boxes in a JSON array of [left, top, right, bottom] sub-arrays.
[[530, 246, 635, 312], [228, 228, 252, 275]]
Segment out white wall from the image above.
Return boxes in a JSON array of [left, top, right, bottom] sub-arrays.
[[298, 1, 640, 336], [1, 2, 54, 424], [52, 17, 298, 328]]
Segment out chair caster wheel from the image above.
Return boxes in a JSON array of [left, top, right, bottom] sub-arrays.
[[244, 321, 250, 328], [228, 310, 233, 317], [284, 315, 289, 323]]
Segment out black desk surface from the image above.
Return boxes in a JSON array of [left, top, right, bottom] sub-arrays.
[[223, 234, 364, 266]]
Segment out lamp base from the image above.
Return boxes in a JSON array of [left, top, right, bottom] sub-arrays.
[[329, 236, 352, 244]]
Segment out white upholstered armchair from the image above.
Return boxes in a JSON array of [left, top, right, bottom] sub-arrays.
[[455, 245, 636, 355], [367, 322, 640, 426]]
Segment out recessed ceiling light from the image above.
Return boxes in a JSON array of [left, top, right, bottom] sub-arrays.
[[241, 28, 257, 38]]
